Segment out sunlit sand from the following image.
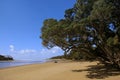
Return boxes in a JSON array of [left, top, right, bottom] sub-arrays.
[[0, 60, 120, 80]]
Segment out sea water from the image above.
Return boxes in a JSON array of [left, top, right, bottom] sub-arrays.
[[0, 59, 48, 69]]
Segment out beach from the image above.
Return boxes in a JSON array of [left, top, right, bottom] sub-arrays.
[[0, 59, 120, 80]]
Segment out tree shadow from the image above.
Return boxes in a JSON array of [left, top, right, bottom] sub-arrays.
[[72, 64, 120, 79]]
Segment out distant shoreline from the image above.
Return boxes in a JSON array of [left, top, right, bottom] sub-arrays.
[[0, 55, 14, 61], [0, 59, 49, 69]]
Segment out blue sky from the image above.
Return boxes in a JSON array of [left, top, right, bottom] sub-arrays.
[[0, 0, 76, 61]]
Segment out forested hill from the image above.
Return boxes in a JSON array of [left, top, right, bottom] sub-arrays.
[[0, 55, 13, 61]]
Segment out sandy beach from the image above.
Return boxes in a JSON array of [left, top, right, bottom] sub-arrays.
[[0, 59, 120, 80]]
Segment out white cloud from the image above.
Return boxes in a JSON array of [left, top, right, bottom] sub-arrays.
[[8, 45, 63, 61], [40, 46, 63, 58], [51, 46, 62, 54], [9, 45, 15, 52], [19, 49, 36, 54], [9, 45, 36, 54]]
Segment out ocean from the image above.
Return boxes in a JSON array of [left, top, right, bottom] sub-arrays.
[[0, 59, 48, 69]]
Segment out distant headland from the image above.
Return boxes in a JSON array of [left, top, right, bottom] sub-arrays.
[[0, 55, 13, 61]]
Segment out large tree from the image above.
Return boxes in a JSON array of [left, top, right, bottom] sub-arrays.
[[41, 0, 120, 68]]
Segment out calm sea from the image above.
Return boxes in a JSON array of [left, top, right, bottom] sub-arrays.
[[0, 60, 48, 69]]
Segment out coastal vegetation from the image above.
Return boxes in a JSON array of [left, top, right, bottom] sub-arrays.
[[41, 0, 120, 68], [0, 55, 13, 61]]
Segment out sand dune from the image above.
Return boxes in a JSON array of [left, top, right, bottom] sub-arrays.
[[0, 60, 120, 80]]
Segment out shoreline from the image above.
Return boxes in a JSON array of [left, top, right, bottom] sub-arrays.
[[0, 59, 120, 80], [0, 59, 49, 69]]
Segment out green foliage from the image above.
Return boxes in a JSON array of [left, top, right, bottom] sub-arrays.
[[0, 55, 13, 61], [50, 55, 65, 59], [41, 0, 120, 68], [107, 35, 119, 46]]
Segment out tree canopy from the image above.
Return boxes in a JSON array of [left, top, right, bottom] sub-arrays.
[[41, 0, 120, 68]]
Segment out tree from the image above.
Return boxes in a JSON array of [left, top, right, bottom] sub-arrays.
[[41, 0, 120, 68], [0, 55, 13, 61]]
